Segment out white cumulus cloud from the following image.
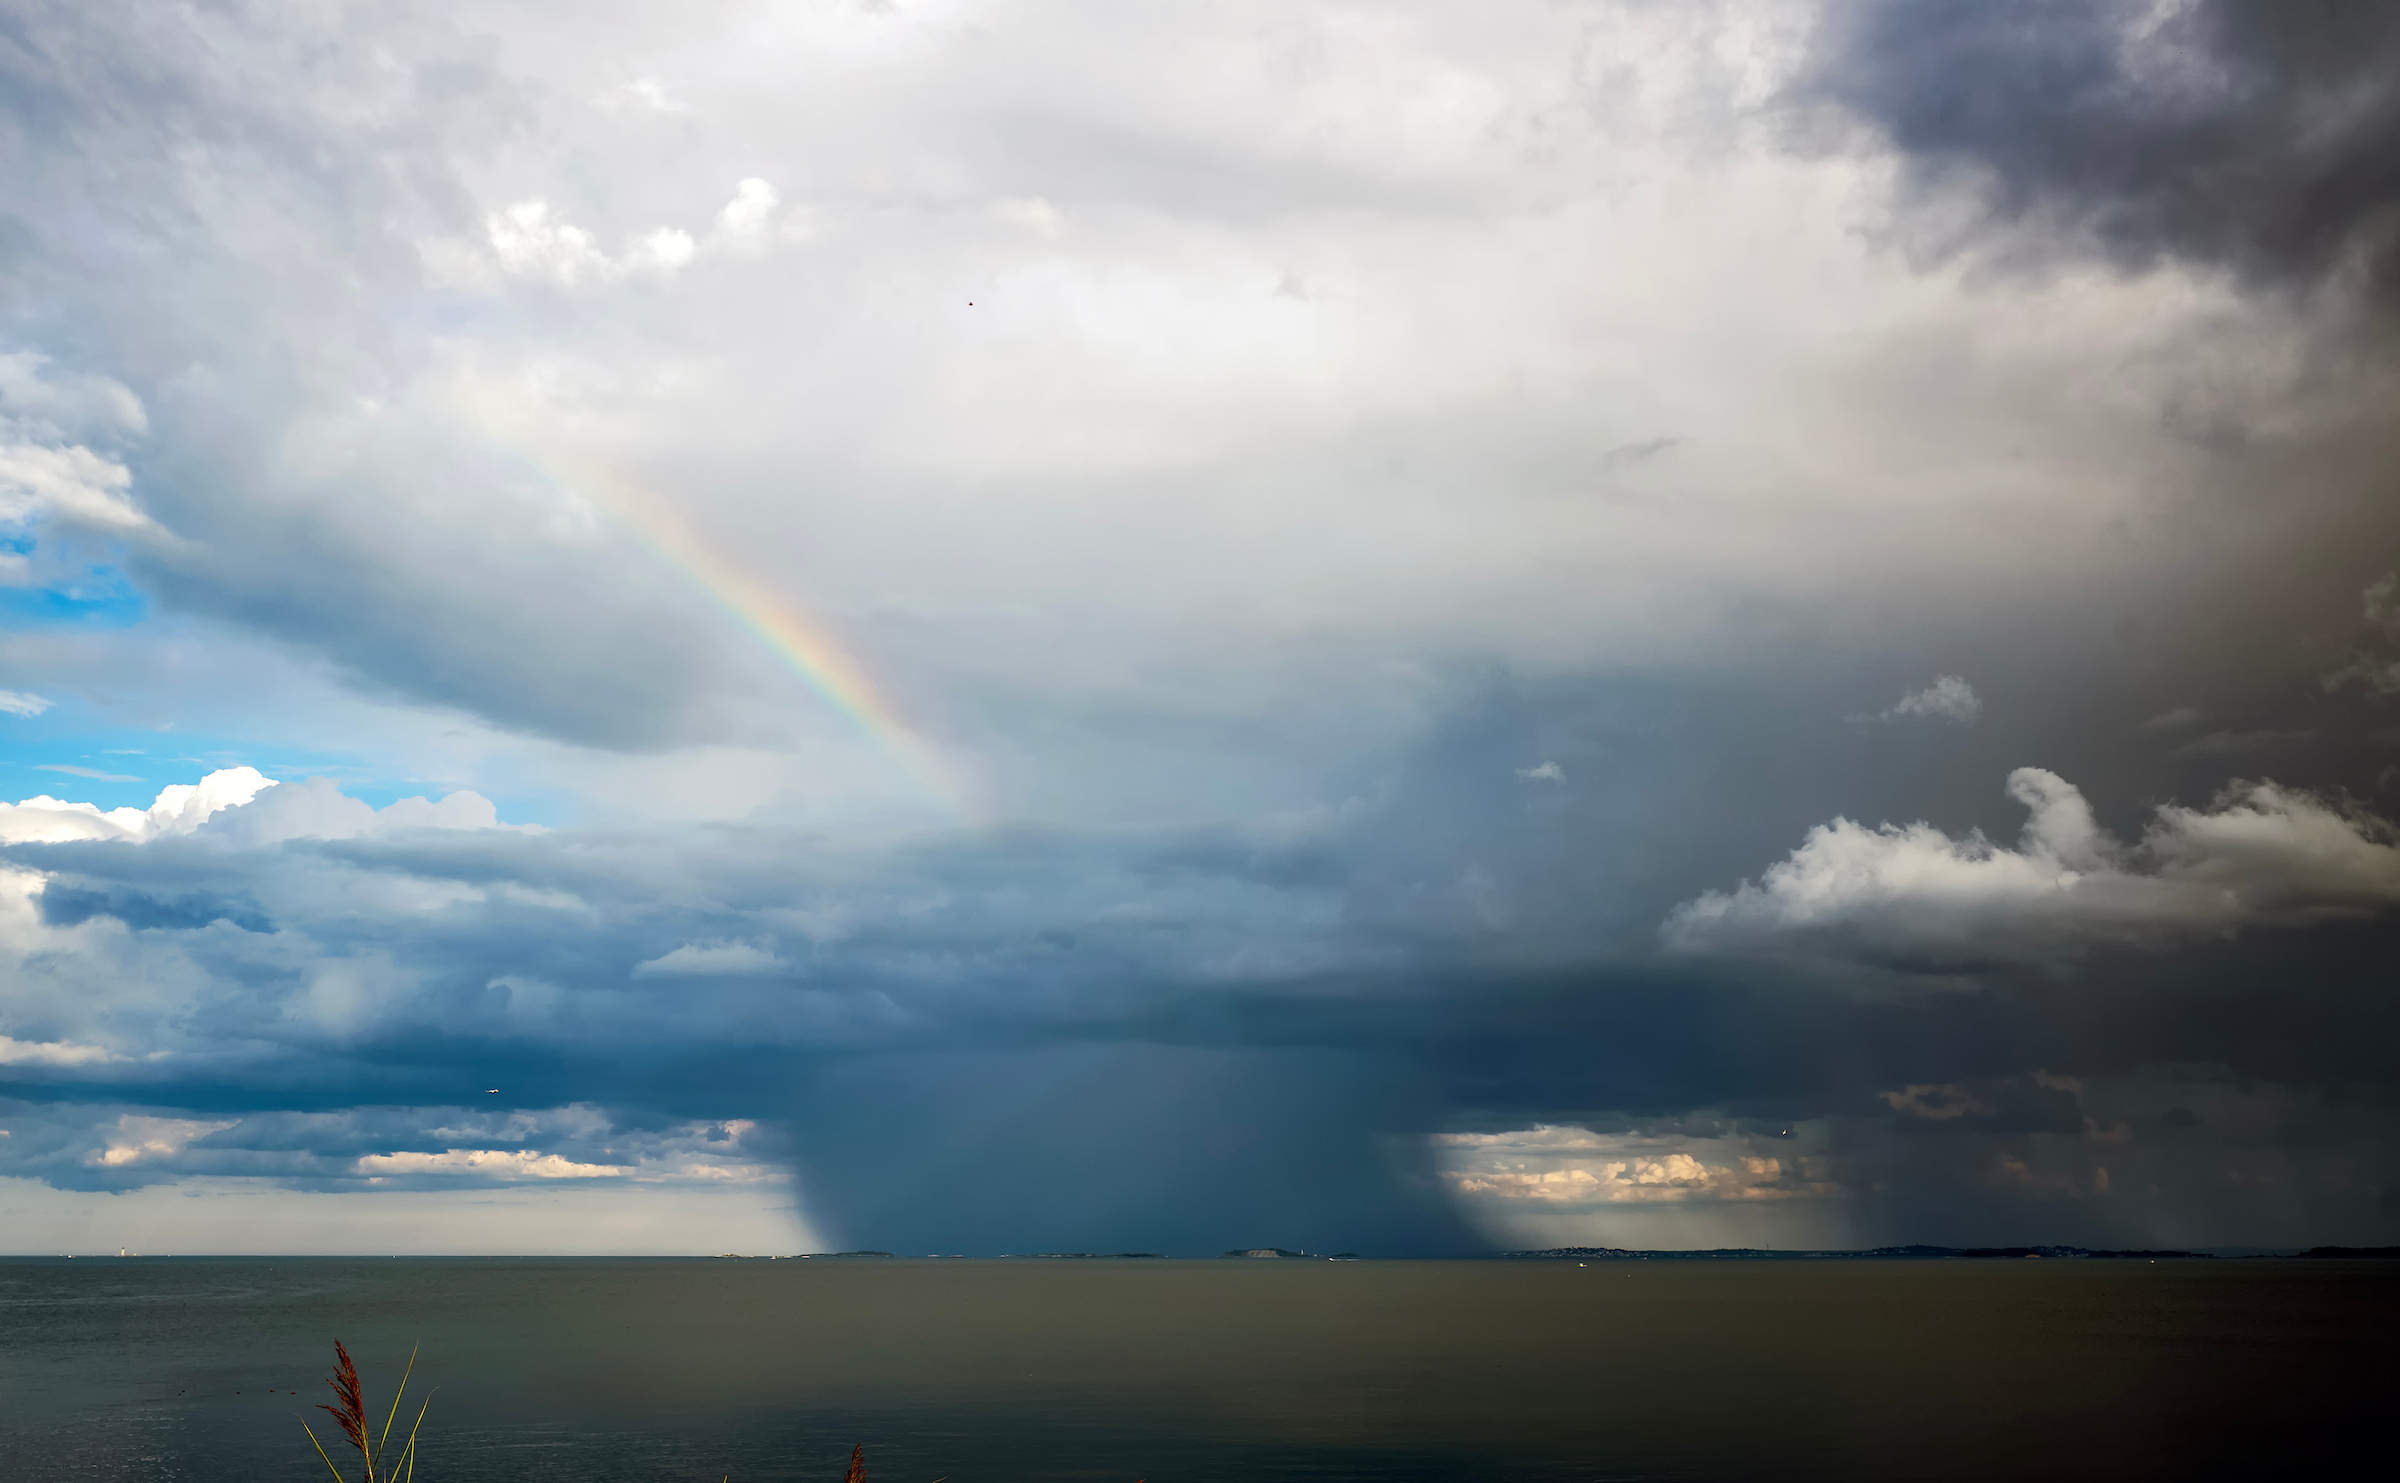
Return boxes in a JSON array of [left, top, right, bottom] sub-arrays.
[[0, 440, 152, 531], [1665, 768, 2400, 968], [202, 776, 532, 845], [0, 690, 51, 716], [428, 180, 789, 289], [0, 1035, 119, 1067], [1877, 674, 1983, 724], [485, 199, 612, 284], [631, 939, 789, 978], [708, 178, 782, 251], [0, 766, 507, 853], [0, 766, 277, 844], [356, 1148, 626, 1180], [1434, 1124, 1836, 1205]]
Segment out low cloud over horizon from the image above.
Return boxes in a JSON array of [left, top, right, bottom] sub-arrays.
[[4, 0, 2399, 1254]]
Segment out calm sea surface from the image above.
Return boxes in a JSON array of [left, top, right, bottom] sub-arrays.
[[0, 1257, 2391, 1482]]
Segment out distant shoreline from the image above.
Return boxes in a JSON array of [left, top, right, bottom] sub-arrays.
[[7, 1245, 2397, 1262], [1495, 1244, 2400, 1261]]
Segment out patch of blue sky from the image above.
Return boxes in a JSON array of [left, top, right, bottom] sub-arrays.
[[337, 773, 567, 827], [0, 562, 150, 628], [431, 772, 572, 830], [0, 713, 419, 816], [1, 574, 566, 824], [0, 713, 570, 826]]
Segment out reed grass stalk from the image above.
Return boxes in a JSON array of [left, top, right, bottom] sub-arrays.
[[301, 1340, 431, 1483]]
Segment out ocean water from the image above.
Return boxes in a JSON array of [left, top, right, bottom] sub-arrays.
[[1, 1256, 2392, 1482]]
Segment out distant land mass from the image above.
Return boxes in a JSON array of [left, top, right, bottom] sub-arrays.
[[1501, 1245, 2210, 1260], [2297, 1245, 2400, 1259], [740, 1245, 2400, 1261], [792, 1250, 898, 1259], [1223, 1247, 1320, 1259], [1500, 1245, 2400, 1260]]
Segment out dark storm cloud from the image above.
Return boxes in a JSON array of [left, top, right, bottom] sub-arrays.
[[1798, 0, 2400, 299], [783, 1045, 1482, 1256], [9, 657, 2400, 1249], [1716, 0, 2400, 1244], [0, 670, 1854, 1252], [35, 881, 271, 933]]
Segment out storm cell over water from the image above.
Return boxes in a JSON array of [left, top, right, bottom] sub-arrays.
[[2, 0, 2399, 1258]]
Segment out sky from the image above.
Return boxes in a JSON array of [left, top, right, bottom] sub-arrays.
[[2, 0, 2399, 1255]]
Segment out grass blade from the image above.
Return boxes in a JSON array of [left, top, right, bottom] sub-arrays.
[[301, 1418, 350, 1483], [376, 1341, 420, 1468], [400, 1390, 433, 1483]]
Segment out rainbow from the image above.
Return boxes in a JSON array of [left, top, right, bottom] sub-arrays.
[[474, 413, 976, 819], [600, 476, 974, 816]]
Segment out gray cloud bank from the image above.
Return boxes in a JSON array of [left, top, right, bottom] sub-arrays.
[[1799, 0, 2400, 300], [11, 662, 2400, 1251]]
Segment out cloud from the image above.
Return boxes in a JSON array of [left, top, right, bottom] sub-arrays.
[[2324, 574, 2400, 697], [0, 691, 51, 716], [1876, 674, 1982, 724], [0, 1035, 118, 1067], [1797, 0, 2400, 300], [481, 199, 614, 285], [1435, 1124, 1840, 1208], [2169, 728, 2311, 759], [990, 195, 1065, 240], [631, 940, 790, 978], [427, 180, 786, 289], [594, 77, 691, 115], [92, 1115, 234, 1167], [0, 691, 2392, 1249], [0, 1174, 810, 1256], [0, 767, 275, 845], [708, 179, 784, 252], [36, 765, 143, 782], [1515, 761, 1564, 782], [0, 353, 152, 536], [0, 768, 514, 859], [2329, 659, 2400, 697], [200, 775, 530, 845], [1881, 1083, 1996, 1121], [0, 352, 147, 437], [143, 769, 281, 834], [0, 440, 151, 531], [357, 1148, 626, 1180], [2368, 574, 2400, 638], [0, 1099, 785, 1198], [1666, 767, 2400, 968], [20, 0, 2333, 773]]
